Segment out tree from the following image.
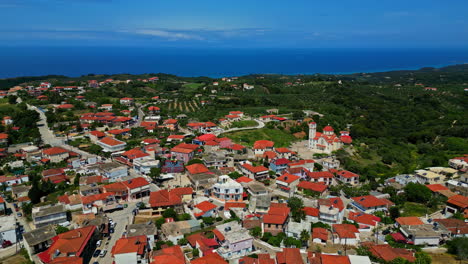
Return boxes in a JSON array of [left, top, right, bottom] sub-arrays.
[[404, 183, 431, 204], [300, 230, 310, 247], [192, 248, 199, 257], [55, 225, 69, 234], [389, 206, 400, 220], [177, 238, 188, 245], [155, 217, 165, 228], [284, 237, 301, 248], [414, 252, 432, 264], [250, 227, 262, 238], [187, 159, 203, 165], [288, 197, 305, 222], [162, 208, 177, 219], [149, 167, 161, 180], [313, 163, 323, 172], [228, 171, 242, 180], [446, 237, 468, 261]]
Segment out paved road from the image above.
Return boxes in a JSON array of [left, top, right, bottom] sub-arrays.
[[216, 119, 265, 136], [0, 202, 32, 259]]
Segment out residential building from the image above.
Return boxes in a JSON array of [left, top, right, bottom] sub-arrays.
[[161, 220, 201, 244], [262, 204, 290, 235], [347, 211, 380, 232], [332, 224, 360, 246], [399, 224, 450, 245], [333, 170, 360, 185], [214, 222, 253, 259], [112, 235, 149, 264], [171, 143, 198, 163], [23, 225, 57, 258], [0, 215, 18, 243], [98, 137, 127, 152], [240, 163, 269, 180], [86, 162, 128, 182], [133, 158, 160, 175], [318, 197, 345, 224], [269, 158, 291, 175], [275, 173, 300, 194], [302, 170, 333, 185], [193, 201, 218, 218], [276, 248, 304, 264], [149, 189, 185, 216], [211, 175, 243, 202], [350, 195, 393, 214], [247, 181, 271, 214], [42, 147, 69, 163], [152, 245, 186, 264], [37, 225, 98, 264], [32, 204, 67, 228], [445, 194, 468, 216], [253, 140, 274, 156]]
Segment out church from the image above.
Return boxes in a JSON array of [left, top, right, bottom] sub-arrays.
[[308, 122, 352, 153]]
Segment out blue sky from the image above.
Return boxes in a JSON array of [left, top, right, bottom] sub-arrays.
[[1, 0, 467, 48]]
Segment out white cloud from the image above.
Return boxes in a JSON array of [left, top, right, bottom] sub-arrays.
[[133, 29, 204, 40]]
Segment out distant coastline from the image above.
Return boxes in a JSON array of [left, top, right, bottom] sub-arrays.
[[1, 46, 467, 78]]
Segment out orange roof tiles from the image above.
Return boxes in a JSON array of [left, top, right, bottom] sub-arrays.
[[191, 253, 228, 264], [253, 140, 274, 149], [297, 181, 327, 193], [312, 228, 328, 241], [351, 195, 389, 208], [276, 248, 304, 264], [368, 244, 415, 262], [112, 235, 147, 255], [42, 147, 68, 156], [447, 195, 468, 209], [426, 184, 449, 192], [333, 224, 359, 239], [276, 173, 300, 184], [152, 245, 185, 264], [149, 189, 182, 207], [236, 176, 253, 183], [396, 216, 424, 226], [186, 163, 210, 175], [99, 136, 125, 146]]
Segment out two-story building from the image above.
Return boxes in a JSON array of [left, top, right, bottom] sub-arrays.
[[262, 203, 290, 236], [32, 204, 68, 228], [211, 175, 243, 202], [98, 137, 127, 152], [275, 173, 300, 194], [214, 222, 253, 259], [42, 147, 70, 163], [240, 163, 269, 181], [112, 235, 149, 264]]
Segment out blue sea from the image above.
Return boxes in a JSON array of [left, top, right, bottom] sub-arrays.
[[1, 47, 468, 78]]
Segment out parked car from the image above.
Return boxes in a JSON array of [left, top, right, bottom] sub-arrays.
[[109, 228, 114, 234], [16, 212, 22, 217], [93, 250, 101, 258], [96, 240, 102, 247], [2, 240, 12, 248], [100, 250, 107, 257]]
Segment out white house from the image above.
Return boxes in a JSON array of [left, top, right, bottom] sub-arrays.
[[98, 137, 127, 152]]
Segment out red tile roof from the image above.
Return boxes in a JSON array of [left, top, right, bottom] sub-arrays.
[[320, 255, 350, 264], [263, 206, 290, 225], [38, 226, 96, 263], [225, 202, 246, 210], [99, 137, 125, 146], [318, 197, 344, 211], [333, 224, 359, 238], [112, 235, 147, 255], [122, 148, 149, 159], [303, 207, 319, 217], [195, 201, 217, 216], [149, 189, 182, 207], [152, 245, 185, 264], [276, 248, 304, 264], [305, 170, 333, 179], [336, 170, 359, 179], [426, 184, 449, 192], [170, 187, 193, 198], [89, 130, 106, 137], [348, 211, 380, 226], [352, 195, 389, 208], [312, 228, 328, 241], [0, 133, 8, 140], [191, 253, 228, 264], [276, 173, 300, 184], [253, 140, 274, 149], [368, 244, 415, 262], [186, 163, 210, 175], [123, 177, 149, 189], [396, 216, 424, 226], [242, 163, 268, 173], [297, 181, 328, 193], [447, 195, 468, 209], [42, 147, 68, 156], [236, 176, 253, 183], [81, 192, 114, 204]]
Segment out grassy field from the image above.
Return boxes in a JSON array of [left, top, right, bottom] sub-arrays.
[[401, 202, 438, 217], [222, 128, 297, 147], [230, 120, 258, 128]]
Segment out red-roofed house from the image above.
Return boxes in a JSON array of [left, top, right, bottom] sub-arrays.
[[367, 244, 416, 263], [302, 169, 333, 185], [276, 248, 304, 264], [191, 252, 228, 264], [312, 228, 329, 244], [37, 226, 98, 264], [275, 173, 300, 194], [120, 148, 150, 164], [119, 97, 134, 105], [446, 195, 468, 216], [240, 163, 269, 180], [253, 140, 274, 156], [193, 201, 218, 218], [308, 122, 351, 154], [162, 119, 178, 131], [333, 170, 360, 186], [151, 245, 185, 264], [318, 197, 345, 224], [112, 235, 149, 264], [347, 212, 380, 231], [97, 137, 126, 152], [42, 147, 69, 163], [297, 181, 328, 196], [149, 189, 183, 216], [426, 184, 449, 193], [351, 195, 394, 214], [186, 163, 210, 176], [88, 130, 106, 143], [332, 224, 360, 245], [395, 216, 424, 227], [171, 143, 199, 163], [262, 204, 290, 235]]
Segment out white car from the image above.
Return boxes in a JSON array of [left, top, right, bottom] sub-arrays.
[[96, 240, 102, 247]]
